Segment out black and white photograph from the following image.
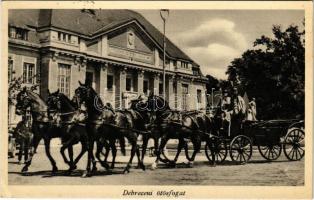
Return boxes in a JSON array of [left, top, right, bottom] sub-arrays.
[[1, 1, 313, 198]]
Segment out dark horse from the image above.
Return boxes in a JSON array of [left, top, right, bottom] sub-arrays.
[[15, 87, 63, 173], [73, 81, 144, 177], [47, 89, 90, 172], [144, 94, 204, 169]]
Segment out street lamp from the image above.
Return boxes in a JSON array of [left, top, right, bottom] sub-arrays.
[[160, 9, 169, 99]]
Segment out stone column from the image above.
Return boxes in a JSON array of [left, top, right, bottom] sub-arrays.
[[153, 73, 160, 95], [119, 67, 127, 108], [137, 70, 144, 95], [168, 75, 175, 108], [99, 63, 108, 101], [176, 77, 182, 111], [188, 80, 194, 111], [101, 35, 108, 57], [154, 49, 159, 68], [49, 52, 59, 93]]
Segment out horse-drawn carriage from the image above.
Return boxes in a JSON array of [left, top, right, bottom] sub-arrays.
[[13, 83, 305, 177], [191, 118, 305, 165]]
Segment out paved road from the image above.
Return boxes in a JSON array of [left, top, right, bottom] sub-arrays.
[[8, 143, 304, 186]]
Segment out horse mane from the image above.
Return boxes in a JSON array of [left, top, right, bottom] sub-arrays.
[[84, 85, 106, 114]]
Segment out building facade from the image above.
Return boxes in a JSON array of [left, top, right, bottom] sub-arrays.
[[8, 9, 207, 124]]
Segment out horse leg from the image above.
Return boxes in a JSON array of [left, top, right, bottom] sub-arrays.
[[95, 140, 109, 170], [108, 139, 117, 169], [139, 135, 148, 167], [43, 138, 58, 173], [33, 137, 41, 154], [188, 137, 202, 167], [123, 135, 137, 174], [171, 138, 185, 166], [82, 138, 94, 178], [101, 139, 110, 163], [72, 140, 88, 169], [60, 141, 71, 166], [151, 136, 168, 170]]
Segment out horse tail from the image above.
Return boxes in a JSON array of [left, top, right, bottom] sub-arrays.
[[119, 137, 126, 156]]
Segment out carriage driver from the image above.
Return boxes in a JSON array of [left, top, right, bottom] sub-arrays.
[[220, 89, 232, 132], [230, 87, 246, 135]]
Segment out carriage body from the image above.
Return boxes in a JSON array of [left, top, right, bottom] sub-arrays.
[[243, 119, 300, 145], [203, 118, 305, 164]]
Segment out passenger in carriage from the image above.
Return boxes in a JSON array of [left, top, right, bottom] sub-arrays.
[[246, 97, 257, 121]]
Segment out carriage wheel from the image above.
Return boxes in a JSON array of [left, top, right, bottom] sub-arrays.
[[229, 135, 252, 164], [204, 137, 228, 164], [160, 139, 179, 164], [283, 128, 305, 161], [184, 140, 193, 161], [258, 144, 282, 161]]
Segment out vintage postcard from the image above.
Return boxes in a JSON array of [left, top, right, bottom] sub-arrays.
[[0, 1, 313, 198]]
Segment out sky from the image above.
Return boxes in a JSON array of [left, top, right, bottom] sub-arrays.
[[136, 10, 304, 80]]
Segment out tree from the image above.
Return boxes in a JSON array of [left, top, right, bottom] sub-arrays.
[[226, 24, 305, 119]]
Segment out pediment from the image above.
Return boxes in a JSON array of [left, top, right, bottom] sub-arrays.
[[107, 22, 155, 54]]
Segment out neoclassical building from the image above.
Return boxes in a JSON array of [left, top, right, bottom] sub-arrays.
[[8, 9, 207, 124]]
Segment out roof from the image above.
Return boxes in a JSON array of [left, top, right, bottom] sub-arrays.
[[9, 9, 196, 63]]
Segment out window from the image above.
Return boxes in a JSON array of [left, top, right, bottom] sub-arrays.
[[9, 27, 16, 38], [107, 75, 113, 91], [58, 32, 72, 43], [193, 69, 199, 76], [173, 61, 177, 67], [58, 63, 71, 97], [159, 83, 163, 95], [9, 27, 28, 41], [197, 89, 202, 103], [181, 62, 189, 69], [23, 63, 35, 84], [143, 80, 149, 95], [86, 72, 94, 88], [126, 77, 132, 91]]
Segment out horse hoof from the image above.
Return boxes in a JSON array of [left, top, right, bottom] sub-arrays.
[[141, 164, 146, 171], [21, 166, 28, 172], [151, 163, 157, 170], [92, 167, 98, 173], [123, 167, 130, 174], [52, 166, 58, 172], [81, 171, 91, 178]]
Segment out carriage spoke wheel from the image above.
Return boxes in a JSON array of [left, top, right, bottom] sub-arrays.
[[283, 128, 305, 161], [204, 137, 228, 164], [229, 135, 252, 164], [184, 140, 193, 162], [160, 139, 178, 164], [258, 143, 282, 161]]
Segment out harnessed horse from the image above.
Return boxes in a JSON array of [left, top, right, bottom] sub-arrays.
[[144, 95, 204, 169], [15, 87, 65, 173], [73, 81, 145, 177], [47, 90, 90, 173]]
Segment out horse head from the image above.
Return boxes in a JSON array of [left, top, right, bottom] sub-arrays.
[[47, 89, 61, 112]]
